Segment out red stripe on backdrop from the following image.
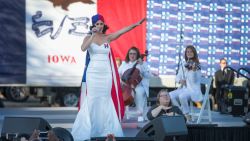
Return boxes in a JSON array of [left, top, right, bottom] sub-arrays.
[[98, 0, 146, 60]]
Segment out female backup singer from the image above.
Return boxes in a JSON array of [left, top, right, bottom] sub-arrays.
[[118, 47, 152, 121], [71, 14, 146, 141], [169, 45, 202, 121]]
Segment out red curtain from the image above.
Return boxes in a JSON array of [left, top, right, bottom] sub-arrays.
[[98, 0, 146, 60]]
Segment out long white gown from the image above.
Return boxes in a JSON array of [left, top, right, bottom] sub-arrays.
[[71, 43, 123, 141]]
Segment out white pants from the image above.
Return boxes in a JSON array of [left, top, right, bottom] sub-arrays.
[[134, 84, 147, 118], [169, 88, 192, 114]]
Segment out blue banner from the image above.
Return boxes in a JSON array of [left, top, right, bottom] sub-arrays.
[[147, 0, 250, 76]]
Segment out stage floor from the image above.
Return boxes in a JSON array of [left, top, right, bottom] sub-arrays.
[[0, 107, 248, 137]]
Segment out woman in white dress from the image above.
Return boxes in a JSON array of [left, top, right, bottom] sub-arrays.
[[71, 14, 145, 141], [169, 45, 202, 120], [118, 47, 152, 121]]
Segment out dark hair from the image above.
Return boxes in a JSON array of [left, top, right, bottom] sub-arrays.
[[125, 46, 140, 63], [89, 24, 109, 34], [156, 89, 172, 106], [184, 45, 200, 64], [219, 58, 227, 64]]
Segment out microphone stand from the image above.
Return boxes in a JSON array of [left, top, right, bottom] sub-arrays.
[[175, 23, 185, 89]]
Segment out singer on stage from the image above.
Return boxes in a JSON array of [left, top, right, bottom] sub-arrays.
[[71, 14, 145, 141]]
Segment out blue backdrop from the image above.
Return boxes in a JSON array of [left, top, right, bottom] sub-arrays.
[[146, 0, 250, 77]]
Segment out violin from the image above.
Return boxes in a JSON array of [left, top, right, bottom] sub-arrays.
[[184, 60, 201, 70], [121, 50, 148, 106]]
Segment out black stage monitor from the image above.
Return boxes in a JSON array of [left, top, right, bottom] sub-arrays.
[[1, 117, 52, 140], [136, 115, 188, 141]]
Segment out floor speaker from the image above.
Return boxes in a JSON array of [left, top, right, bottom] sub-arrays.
[[136, 115, 188, 141], [1, 117, 52, 140], [243, 112, 250, 125]]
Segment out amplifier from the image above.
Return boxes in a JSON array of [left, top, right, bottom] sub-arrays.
[[222, 86, 249, 116]]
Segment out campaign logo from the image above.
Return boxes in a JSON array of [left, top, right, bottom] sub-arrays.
[[167, 46, 177, 54], [200, 25, 210, 34], [194, 13, 201, 21], [208, 46, 216, 55], [217, 5, 225, 12], [216, 38, 224, 45], [159, 44, 168, 53], [225, 25, 233, 33], [185, 13, 194, 22], [148, 55, 160, 63], [232, 16, 241, 23], [225, 3, 233, 12], [162, 1, 170, 9], [217, 16, 225, 23], [153, 2, 163, 9], [207, 57, 216, 65], [168, 24, 177, 32], [201, 15, 209, 23], [224, 36, 232, 44], [240, 15, 249, 23], [240, 57, 248, 65], [232, 27, 241, 34], [209, 25, 217, 33], [231, 58, 240, 66], [200, 37, 209, 44], [209, 14, 217, 23], [169, 13, 178, 21], [208, 35, 216, 44], [159, 65, 167, 74], [194, 2, 202, 11], [216, 27, 224, 34], [241, 36, 248, 44], [232, 6, 241, 13], [184, 36, 193, 44], [207, 67, 216, 76], [241, 4, 249, 12], [193, 35, 201, 43], [225, 15, 233, 23], [178, 1, 186, 10], [185, 3, 194, 11], [184, 24, 193, 32], [240, 47, 248, 55], [198, 47, 208, 55], [151, 34, 161, 42], [148, 43, 160, 54], [168, 35, 177, 43], [232, 38, 241, 45], [215, 48, 224, 55], [166, 57, 176, 64], [160, 33, 168, 42], [224, 47, 232, 55], [159, 55, 168, 63], [209, 3, 217, 11], [201, 4, 210, 12], [241, 26, 249, 33], [162, 12, 170, 20], [152, 13, 162, 20], [147, 11, 154, 19]]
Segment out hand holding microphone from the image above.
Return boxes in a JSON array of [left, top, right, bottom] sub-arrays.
[[91, 26, 100, 34]]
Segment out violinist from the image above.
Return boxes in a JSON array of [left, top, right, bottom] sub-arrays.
[[169, 45, 202, 121], [118, 46, 152, 121]]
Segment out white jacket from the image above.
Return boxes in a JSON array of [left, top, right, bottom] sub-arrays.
[[118, 61, 152, 97]]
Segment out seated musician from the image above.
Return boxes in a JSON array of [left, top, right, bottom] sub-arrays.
[[118, 46, 152, 121], [147, 89, 185, 121], [169, 45, 202, 121]]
